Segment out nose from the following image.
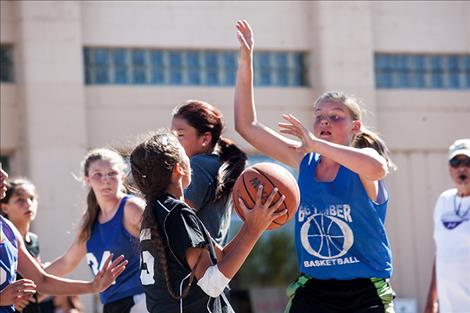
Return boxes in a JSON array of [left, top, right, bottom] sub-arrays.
[[320, 119, 329, 126]]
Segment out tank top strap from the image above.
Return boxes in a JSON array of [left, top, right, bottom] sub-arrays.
[[115, 195, 130, 222]]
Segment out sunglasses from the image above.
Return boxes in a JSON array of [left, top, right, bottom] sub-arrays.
[[449, 157, 470, 168]]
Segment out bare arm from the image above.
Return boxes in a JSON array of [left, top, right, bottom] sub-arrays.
[[234, 20, 304, 169], [424, 260, 438, 313], [14, 224, 127, 295], [186, 186, 286, 280], [123, 197, 145, 238], [45, 237, 86, 277]]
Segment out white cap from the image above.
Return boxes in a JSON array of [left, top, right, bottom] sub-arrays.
[[448, 139, 470, 160]]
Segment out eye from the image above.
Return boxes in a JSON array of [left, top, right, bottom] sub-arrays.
[[108, 171, 119, 178], [91, 173, 103, 180]]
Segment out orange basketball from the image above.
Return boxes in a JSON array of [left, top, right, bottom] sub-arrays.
[[232, 162, 300, 230]]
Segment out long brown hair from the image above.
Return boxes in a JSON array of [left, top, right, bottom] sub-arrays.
[[314, 91, 396, 172], [130, 131, 191, 300], [172, 100, 247, 201], [78, 148, 126, 243]]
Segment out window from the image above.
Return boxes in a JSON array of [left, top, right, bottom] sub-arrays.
[[84, 48, 309, 87], [375, 53, 470, 89], [0, 45, 14, 83]]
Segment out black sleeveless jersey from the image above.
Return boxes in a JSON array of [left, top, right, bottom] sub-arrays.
[[140, 194, 233, 313]]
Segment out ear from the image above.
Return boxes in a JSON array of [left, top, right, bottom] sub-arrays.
[[352, 120, 362, 135], [201, 132, 212, 147], [83, 176, 91, 187], [1, 203, 9, 216], [173, 163, 186, 177]]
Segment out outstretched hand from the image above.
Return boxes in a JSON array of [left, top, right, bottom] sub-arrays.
[[236, 20, 254, 55], [237, 185, 286, 233], [91, 254, 128, 292], [278, 114, 317, 154]]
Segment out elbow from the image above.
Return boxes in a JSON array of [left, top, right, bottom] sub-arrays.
[[369, 162, 388, 181]]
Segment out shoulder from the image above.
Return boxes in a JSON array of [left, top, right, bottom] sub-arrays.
[[191, 154, 220, 171], [123, 195, 145, 229], [124, 196, 145, 215]]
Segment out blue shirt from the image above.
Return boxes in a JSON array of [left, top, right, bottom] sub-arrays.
[[86, 196, 143, 304], [296, 153, 392, 280], [0, 215, 18, 313], [185, 154, 231, 245]]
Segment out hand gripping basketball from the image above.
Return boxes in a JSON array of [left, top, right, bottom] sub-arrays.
[[232, 162, 300, 230], [236, 185, 287, 232]]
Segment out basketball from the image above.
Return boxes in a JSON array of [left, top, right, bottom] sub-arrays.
[[232, 162, 300, 230]]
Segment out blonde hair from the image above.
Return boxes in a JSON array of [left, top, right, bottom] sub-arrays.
[[315, 91, 396, 172]]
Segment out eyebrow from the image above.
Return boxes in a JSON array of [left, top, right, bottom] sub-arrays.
[[314, 107, 346, 113]]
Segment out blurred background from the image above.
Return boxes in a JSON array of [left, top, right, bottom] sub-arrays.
[[1, 1, 469, 312]]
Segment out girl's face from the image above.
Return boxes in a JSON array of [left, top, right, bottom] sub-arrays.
[[178, 145, 192, 189], [313, 101, 361, 146], [85, 159, 123, 198], [171, 117, 210, 157], [1, 184, 38, 226]]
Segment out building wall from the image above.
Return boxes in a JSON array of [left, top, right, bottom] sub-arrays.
[[1, 1, 469, 312]]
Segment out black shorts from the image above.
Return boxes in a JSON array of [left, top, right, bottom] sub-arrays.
[[285, 274, 395, 313], [103, 295, 136, 313]]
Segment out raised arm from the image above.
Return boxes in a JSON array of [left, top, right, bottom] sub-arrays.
[[234, 20, 304, 168], [44, 237, 86, 277]]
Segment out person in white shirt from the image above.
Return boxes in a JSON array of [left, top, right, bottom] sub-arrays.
[[424, 139, 470, 313]]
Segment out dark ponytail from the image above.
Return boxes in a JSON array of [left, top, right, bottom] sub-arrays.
[[214, 137, 247, 201]]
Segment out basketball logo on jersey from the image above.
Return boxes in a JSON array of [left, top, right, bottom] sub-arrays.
[[299, 204, 359, 267]]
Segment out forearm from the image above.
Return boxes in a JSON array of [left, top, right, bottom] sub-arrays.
[[313, 139, 387, 180], [217, 224, 263, 279], [45, 256, 76, 277], [424, 262, 438, 313], [37, 274, 96, 295], [234, 51, 256, 134]]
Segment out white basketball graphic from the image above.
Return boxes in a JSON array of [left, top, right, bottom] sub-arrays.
[[300, 214, 354, 259]]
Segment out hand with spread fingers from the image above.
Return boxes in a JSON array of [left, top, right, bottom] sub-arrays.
[[237, 185, 287, 233], [278, 114, 318, 154], [0, 279, 36, 307], [91, 254, 128, 292]]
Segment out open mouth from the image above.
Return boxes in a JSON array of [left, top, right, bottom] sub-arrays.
[[320, 130, 332, 136], [458, 174, 468, 182]]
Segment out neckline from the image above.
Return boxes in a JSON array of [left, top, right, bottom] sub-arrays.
[[98, 196, 126, 225], [313, 156, 342, 183]]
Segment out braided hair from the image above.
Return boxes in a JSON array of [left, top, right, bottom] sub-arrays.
[[130, 131, 192, 300]]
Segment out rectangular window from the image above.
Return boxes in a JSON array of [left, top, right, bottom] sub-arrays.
[[0, 45, 14, 82], [84, 48, 309, 87], [375, 53, 470, 89]]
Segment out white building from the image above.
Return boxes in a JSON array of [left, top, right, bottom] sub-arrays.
[[1, 1, 469, 312]]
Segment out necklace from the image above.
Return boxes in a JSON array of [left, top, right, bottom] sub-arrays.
[[454, 194, 470, 219]]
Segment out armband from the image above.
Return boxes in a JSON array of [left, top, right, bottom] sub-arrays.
[[196, 265, 231, 298]]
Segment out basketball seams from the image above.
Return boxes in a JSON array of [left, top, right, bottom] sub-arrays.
[[253, 167, 289, 226], [241, 173, 256, 212]]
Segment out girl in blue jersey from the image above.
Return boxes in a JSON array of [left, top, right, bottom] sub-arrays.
[[171, 100, 247, 246], [234, 20, 396, 313], [44, 148, 147, 313], [0, 168, 127, 313], [130, 131, 286, 313]]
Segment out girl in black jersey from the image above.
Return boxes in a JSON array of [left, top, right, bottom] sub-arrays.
[[130, 131, 286, 313]]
